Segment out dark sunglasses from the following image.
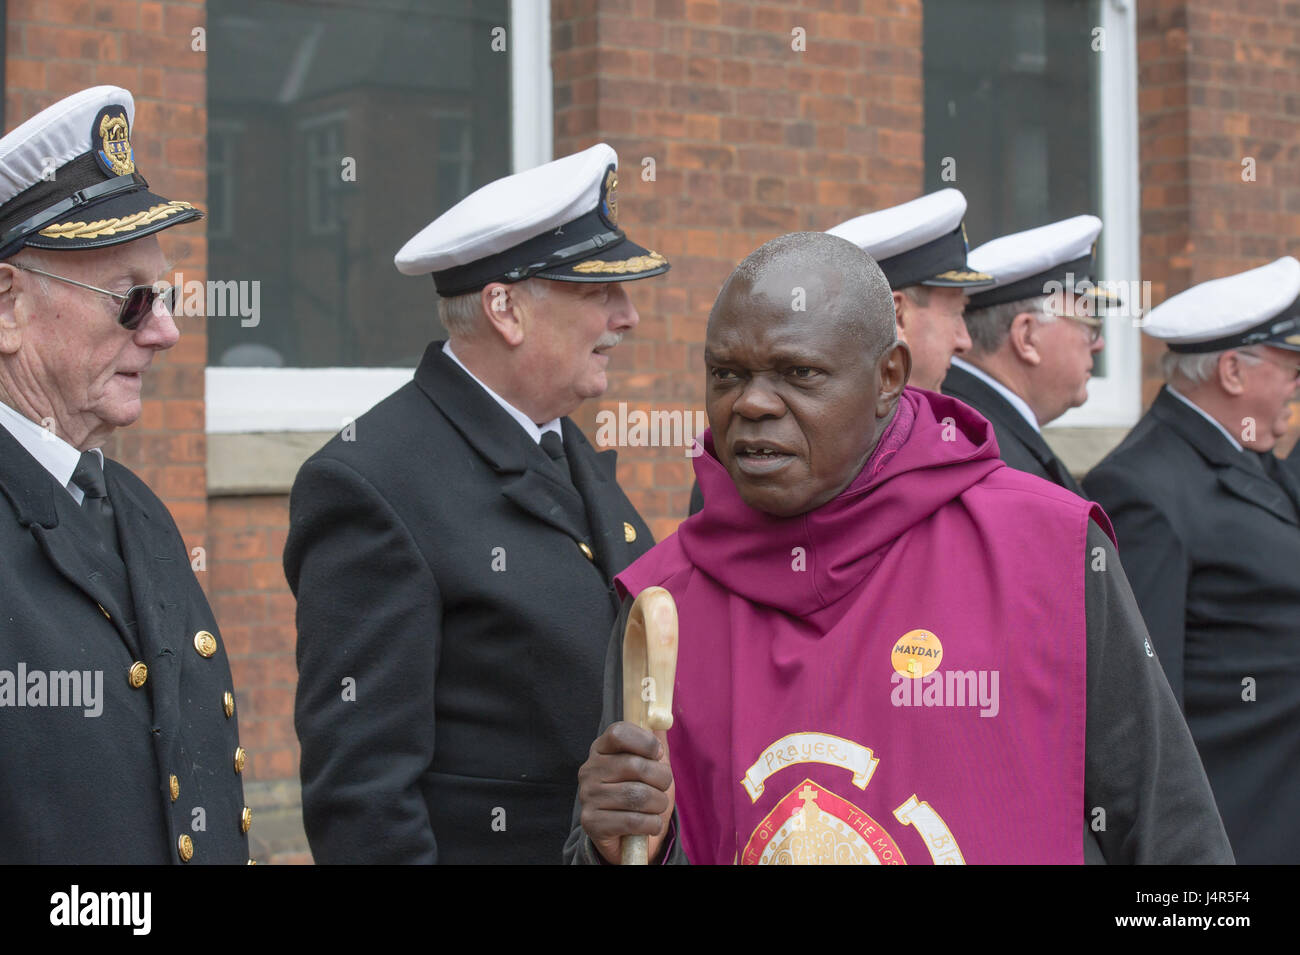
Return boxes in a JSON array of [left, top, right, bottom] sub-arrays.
[[13, 264, 176, 330]]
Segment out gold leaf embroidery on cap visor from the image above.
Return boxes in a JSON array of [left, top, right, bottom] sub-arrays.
[[933, 269, 992, 282], [38, 200, 196, 240], [571, 250, 667, 275]]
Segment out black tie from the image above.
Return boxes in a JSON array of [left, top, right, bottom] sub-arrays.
[[71, 451, 119, 554], [540, 430, 573, 485]]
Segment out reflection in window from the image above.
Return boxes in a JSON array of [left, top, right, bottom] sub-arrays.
[[207, 0, 512, 368], [924, 0, 1104, 371], [300, 114, 345, 237], [206, 121, 240, 241], [924, 0, 1101, 246]]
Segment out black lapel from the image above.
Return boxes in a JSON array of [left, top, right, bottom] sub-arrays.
[[413, 342, 591, 541], [944, 364, 1082, 494], [0, 424, 141, 654], [564, 418, 624, 580], [1151, 387, 1299, 527]]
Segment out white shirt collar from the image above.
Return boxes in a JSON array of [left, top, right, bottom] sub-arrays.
[[0, 400, 102, 504], [442, 341, 561, 444], [1165, 385, 1244, 453], [950, 356, 1041, 434]]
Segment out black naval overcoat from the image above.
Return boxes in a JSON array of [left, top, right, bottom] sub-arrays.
[[285, 341, 653, 864], [0, 426, 248, 864], [1083, 386, 1300, 864], [942, 363, 1084, 495]]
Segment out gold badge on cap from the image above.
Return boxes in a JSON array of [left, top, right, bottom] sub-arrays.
[[599, 166, 619, 228], [92, 106, 135, 177]]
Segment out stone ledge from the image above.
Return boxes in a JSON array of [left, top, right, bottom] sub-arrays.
[[243, 778, 312, 864], [207, 432, 333, 496], [1044, 426, 1129, 479]]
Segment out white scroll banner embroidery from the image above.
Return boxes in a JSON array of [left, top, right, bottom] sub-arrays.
[[742, 732, 879, 802]]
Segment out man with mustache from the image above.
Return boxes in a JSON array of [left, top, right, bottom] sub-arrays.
[[943, 217, 1109, 496], [566, 232, 1230, 865], [286, 144, 667, 863]]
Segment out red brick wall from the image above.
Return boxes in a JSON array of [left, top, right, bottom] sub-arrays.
[[5, 0, 211, 530], [552, 0, 926, 539], [1137, 0, 1300, 452]]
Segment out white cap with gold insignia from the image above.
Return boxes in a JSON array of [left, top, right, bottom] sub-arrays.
[[826, 189, 992, 290], [966, 215, 1108, 310], [395, 143, 670, 297], [1143, 256, 1300, 353], [0, 85, 201, 259]]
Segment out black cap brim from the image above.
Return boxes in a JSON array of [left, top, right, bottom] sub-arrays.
[[22, 184, 201, 253], [535, 234, 669, 283]]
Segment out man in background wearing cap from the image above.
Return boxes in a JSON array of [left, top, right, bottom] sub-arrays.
[[286, 144, 666, 863], [942, 217, 1108, 495], [688, 189, 992, 515], [827, 189, 994, 392], [0, 88, 248, 863], [1084, 257, 1300, 864]]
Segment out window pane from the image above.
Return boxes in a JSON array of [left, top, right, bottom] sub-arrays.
[[207, 0, 512, 368], [923, 0, 1102, 246], [924, 0, 1104, 373]]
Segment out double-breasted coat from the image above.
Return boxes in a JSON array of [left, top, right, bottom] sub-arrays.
[[0, 425, 248, 864], [285, 342, 653, 864], [1083, 386, 1300, 864]]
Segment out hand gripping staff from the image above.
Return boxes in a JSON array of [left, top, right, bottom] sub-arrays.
[[620, 586, 679, 866]]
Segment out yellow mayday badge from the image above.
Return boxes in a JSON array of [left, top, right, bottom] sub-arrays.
[[892, 629, 943, 678], [93, 108, 135, 177]]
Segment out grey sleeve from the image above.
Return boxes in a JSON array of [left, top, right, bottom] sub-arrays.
[[563, 595, 688, 865], [1082, 519, 1234, 864]]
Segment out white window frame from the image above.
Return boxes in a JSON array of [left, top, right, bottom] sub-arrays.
[[1049, 0, 1141, 430], [207, 0, 551, 434]]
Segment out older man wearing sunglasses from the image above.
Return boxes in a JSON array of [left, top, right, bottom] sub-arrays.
[[0, 87, 250, 864]]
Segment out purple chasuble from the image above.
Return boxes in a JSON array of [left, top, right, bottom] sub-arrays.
[[617, 387, 1114, 864]]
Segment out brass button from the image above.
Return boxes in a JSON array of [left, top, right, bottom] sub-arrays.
[[127, 661, 148, 689], [169, 774, 180, 802], [234, 746, 247, 774], [578, 541, 594, 561], [223, 691, 235, 719], [624, 522, 637, 543], [193, 630, 217, 658], [97, 603, 111, 620], [240, 806, 253, 834], [177, 834, 194, 863]]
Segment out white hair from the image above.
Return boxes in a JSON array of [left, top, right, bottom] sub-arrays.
[[437, 277, 551, 342], [1160, 348, 1235, 386], [963, 294, 1054, 355]]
